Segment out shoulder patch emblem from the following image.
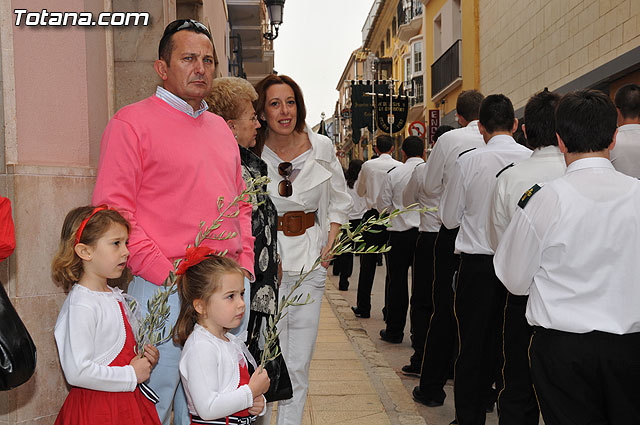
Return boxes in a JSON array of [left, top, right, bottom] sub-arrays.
[[496, 163, 515, 178], [458, 147, 476, 158], [518, 184, 542, 209]]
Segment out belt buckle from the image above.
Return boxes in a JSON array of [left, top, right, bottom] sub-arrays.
[[283, 211, 304, 237]]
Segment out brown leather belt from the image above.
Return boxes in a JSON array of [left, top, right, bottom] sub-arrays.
[[277, 211, 316, 237]]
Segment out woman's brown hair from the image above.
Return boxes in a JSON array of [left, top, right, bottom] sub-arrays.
[[253, 74, 307, 155], [51, 206, 130, 290], [173, 255, 245, 346]]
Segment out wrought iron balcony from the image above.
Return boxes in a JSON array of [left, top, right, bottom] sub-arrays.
[[400, 0, 423, 25], [431, 39, 461, 97]]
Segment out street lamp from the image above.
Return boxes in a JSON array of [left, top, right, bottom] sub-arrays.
[[263, 0, 285, 40]]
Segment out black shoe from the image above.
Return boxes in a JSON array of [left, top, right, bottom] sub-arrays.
[[379, 329, 403, 343], [351, 306, 370, 318], [449, 420, 458, 425], [412, 386, 444, 407], [338, 280, 349, 291], [401, 364, 421, 377], [486, 402, 495, 413]]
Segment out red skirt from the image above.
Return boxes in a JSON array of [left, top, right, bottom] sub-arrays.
[[54, 302, 160, 425]]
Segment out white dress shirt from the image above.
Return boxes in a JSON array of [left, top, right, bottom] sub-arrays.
[[262, 126, 352, 273], [610, 123, 640, 178], [356, 153, 402, 210], [347, 182, 368, 220], [441, 135, 531, 254], [377, 157, 424, 231], [180, 324, 265, 420], [488, 145, 566, 250], [494, 157, 640, 335], [403, 161, 442, 232], [423, 121, 485, 213], [54, 285, 138, 392]]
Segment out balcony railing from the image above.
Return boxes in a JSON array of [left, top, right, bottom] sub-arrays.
[[412, 76, 424, 106], [405, 77, 424, 106], [400, 0, 423, 26], [228, 34, 246, 79], [431, 39, 461, 96]]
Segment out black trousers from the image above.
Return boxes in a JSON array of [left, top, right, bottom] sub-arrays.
[[418, 225, 459, 402], [408, 231, 438, 367], [454, 253, 506, 425], [384, 228, 419, 336], [356, 209, 389, 313], [530, 327, 640, 425], [333, 219, 362, 288], [498, 294, 539, 425]]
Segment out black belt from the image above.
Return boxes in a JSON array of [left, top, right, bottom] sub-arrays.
[[191, 415, 256, 425]]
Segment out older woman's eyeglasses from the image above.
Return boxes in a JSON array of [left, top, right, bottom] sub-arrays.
[[237, 114, 259, 123], [278, 162, 293, 197]]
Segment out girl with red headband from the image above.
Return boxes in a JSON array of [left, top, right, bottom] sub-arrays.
[[173, 249, 270, 424], [51, 205, 161, 425]]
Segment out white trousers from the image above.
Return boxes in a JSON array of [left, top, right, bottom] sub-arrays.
[[273, 268, 326, 425]]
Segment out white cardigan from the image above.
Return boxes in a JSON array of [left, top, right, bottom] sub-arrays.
[[263, 126, 352, 273], [54, 284, 138, 392], [180, 324, 264, 420]]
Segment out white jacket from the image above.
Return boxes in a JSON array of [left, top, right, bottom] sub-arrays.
[[180, 324, 264, 420], [263, 126, 352, 273], [54, 284, 138, 392]]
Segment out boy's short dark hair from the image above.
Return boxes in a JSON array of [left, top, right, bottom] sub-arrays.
[[479, 94, 515, 134], [614, 83, 640, 120], [402, 136, 425, 158], [375, 135, 394, 153], [524, 89, 561, 149], [555, 90, 617, 153], [456, 90, 485, 122]]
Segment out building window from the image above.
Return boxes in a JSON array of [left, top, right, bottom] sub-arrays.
[[412, 40, 423, 75], [380, 40, 385, 55], [386, 29, 391, 49], [404, 55, 411, 87], [392, 17, 397, 37]]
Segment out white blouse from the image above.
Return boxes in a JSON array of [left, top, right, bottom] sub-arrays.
[[262, 126, 352, 273], [54, 284, 138, 392], [180, 324, 264, 420]]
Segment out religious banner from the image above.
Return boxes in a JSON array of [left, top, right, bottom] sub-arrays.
[[350, 80, 391, 144], [375, 94, 409, 134]]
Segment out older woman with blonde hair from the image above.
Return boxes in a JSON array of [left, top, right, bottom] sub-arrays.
[[207, 77, 280, 367]]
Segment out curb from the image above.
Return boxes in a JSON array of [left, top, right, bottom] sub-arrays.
[[323, 283, 427, 425]]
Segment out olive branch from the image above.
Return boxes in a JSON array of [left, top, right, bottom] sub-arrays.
[[258, 204, 426, 366], [129, 176, 270, 356]]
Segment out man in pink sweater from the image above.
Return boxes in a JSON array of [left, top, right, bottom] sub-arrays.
[[92, 20, 254, 425]]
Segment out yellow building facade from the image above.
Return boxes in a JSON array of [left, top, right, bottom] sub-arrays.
[[421, 0, 480, 126]]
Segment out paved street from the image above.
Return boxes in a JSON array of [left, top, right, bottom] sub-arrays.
[[270, 256, 500, 425]]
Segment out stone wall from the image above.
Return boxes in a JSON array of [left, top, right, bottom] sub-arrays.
[[479, 0, 640, 109]]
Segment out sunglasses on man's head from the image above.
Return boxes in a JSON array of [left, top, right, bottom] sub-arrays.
[[278, 162, 293, 197], [162, 19, 211, 40]]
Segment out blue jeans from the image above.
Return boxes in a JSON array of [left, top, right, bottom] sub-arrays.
[[128, 275, 251, 425], [128, 276, 189, 425]]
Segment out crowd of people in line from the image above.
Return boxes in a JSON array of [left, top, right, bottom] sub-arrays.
[[38, 17, 639, 425], [346, 83, 640, 425]]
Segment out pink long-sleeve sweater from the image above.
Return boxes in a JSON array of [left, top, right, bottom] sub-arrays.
[[92, 95, 254, 285]]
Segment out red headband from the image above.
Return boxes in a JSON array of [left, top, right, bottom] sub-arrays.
[[74, 206, 109, 246], [175, 246, 216, 275]]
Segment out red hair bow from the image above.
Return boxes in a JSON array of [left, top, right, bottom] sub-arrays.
[[175, 246, 215, 275]]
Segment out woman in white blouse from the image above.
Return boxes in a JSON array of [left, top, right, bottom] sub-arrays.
[[253, 74, 352, 425]]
